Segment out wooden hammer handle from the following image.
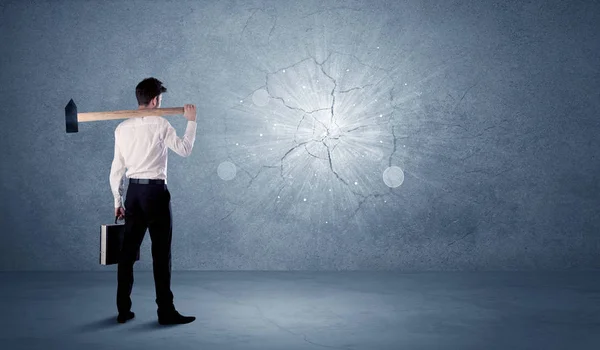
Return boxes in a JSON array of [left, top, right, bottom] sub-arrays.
[[77, 107, 185, 122]]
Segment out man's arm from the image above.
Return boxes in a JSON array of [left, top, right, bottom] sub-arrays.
[[109, 127, 126, 208], [163, 119, 197, 157]]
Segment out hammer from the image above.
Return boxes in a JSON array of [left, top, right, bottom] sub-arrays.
[[65, 99, 184, 133]]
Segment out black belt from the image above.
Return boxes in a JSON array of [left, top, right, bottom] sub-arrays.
[[129, 178, 165, 185]]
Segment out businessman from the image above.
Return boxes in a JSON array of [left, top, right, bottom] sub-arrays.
[[109, 77, 197, 325]]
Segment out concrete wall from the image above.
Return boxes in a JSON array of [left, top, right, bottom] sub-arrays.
[[1, 0, 598, 270]]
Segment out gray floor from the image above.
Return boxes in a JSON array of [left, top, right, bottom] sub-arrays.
[[1, 271, 599, 350]]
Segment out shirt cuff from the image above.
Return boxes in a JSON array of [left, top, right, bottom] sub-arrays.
[[114, 197, 122, 208]]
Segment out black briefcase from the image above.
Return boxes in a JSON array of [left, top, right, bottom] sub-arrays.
[[100, 216, 140, 265]]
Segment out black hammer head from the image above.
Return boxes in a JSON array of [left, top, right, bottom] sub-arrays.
[[65, 99, 78, 133]]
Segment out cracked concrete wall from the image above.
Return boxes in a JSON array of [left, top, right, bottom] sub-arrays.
[[0, 0, 599, 271]]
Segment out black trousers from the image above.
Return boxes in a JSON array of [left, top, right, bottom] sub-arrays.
[[117, 182, 175, 314]]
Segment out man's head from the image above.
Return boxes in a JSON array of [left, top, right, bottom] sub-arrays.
[[136, 77, 167, 109]]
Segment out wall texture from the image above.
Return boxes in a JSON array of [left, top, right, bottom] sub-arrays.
[[0, 0, 598, 271]]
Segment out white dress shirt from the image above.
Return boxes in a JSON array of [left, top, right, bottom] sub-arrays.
[[110, 116, 197, 208]]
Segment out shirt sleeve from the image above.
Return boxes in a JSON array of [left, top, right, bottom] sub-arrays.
[[109, 127, 126, 208], [163, 119, 197, 157]]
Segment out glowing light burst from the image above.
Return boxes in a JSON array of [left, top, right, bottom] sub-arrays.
[[224, 52, 403, 226]]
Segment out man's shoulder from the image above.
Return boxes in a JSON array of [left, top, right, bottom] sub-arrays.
[[116, 116, 167, 127], [115, 119, 129, 133], [155, 116, 173, 127], [142, 115, 169, 124]]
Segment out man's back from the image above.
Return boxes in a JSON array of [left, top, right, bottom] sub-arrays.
[[113, 116, 197, 184]]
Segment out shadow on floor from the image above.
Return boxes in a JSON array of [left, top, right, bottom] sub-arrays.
[[76, 316, 181, 332], [75, 316, 120, 332], [128, 321, 180, 331], [75, 316, 181, 332]]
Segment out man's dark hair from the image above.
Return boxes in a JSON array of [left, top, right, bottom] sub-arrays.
[[136, 77, 167, 106]]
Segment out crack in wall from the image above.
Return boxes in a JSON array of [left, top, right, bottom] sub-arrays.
[[240, 7, 278, 43], [225, 49, 407, 223], [275, 52, 400, 208]]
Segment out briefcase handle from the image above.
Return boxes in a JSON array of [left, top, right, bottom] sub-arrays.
[[114, 216, 119, 224]]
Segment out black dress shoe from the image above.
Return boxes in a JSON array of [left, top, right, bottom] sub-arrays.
[[158, 310, 195, 325], [117, 311, 135, 323]]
